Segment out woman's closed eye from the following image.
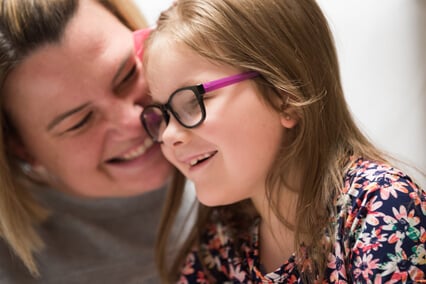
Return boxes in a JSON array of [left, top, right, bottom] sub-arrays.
[[121, 64, 137, 84], [115, 64, 138, 93], [64, 111, 94, 133]]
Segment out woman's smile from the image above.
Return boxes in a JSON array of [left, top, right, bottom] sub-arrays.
[[106, 137, 154, 164]]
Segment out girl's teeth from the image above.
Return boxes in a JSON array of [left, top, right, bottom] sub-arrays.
[[189, 153, 213, 166]]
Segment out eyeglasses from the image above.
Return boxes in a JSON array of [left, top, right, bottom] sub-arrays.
[[141, 71, 260, 142]]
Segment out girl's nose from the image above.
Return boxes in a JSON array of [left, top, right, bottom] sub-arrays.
[[161, 117, 190, 147]]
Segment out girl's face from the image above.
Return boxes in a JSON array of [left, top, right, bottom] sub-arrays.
[[145, 39, 289, 206], [3, 0, 172, 197]]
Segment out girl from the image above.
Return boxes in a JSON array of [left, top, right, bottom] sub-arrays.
[[141, 0, 426, 282]]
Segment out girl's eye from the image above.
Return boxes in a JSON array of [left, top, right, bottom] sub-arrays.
[[184, 97, 201, 115], [65, 112, 93, 132]]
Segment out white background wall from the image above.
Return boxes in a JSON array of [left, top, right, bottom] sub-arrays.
[[135, 0, 425, 185]]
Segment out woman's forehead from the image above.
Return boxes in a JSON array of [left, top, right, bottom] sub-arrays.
[[2, 12, 133, 130], [61, 0, 125, 56]]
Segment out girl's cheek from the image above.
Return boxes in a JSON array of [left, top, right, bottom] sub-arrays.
[[161, 145, 175, 164]]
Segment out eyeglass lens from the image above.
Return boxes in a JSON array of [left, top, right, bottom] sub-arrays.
[[142, 88, 204, 141]]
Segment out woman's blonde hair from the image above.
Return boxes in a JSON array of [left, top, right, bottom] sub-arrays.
[[0, 0, 147, 276], [150, 0, 386, 282]]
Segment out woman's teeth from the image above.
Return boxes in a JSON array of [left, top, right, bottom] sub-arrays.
[[119, 138, 153, 162]]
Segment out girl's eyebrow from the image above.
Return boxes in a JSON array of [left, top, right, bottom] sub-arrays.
[[47, 102, 90, 131]]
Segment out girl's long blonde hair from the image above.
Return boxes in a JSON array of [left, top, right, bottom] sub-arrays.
[[0, 0, 147, 276], [150, 0, 387, 282]]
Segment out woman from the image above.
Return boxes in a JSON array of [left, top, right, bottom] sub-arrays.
[[0, 0, 172, 282]]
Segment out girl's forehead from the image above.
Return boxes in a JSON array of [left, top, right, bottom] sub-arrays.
[[146, 33, 176, 57]]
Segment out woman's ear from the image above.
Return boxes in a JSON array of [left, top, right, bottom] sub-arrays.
[[7, 135, 33, 164], [7, 136, 50, 182]]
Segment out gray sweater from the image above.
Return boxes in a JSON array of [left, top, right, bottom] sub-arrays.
[[0, 186, 167, 284]]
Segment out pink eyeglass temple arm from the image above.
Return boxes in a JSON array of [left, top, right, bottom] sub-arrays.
[[203, 71, 259, 93], [133, 28, 152, 58]]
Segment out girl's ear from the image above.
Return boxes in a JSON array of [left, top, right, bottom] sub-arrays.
[[276, 92, 298, 129], [280, 109, 298, 129], [281, 112, 297, 128]]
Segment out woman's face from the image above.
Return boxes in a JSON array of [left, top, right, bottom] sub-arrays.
[[3, 0, 172, 197], [145, 39, 289, 206]]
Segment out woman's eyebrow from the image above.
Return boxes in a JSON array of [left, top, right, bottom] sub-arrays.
[[47, 102, 90, 131]]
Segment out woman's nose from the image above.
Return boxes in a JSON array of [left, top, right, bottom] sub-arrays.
[[107, 100, 143, 133]]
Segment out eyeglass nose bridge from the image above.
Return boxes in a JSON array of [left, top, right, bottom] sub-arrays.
[[160, 104, 171, 126]]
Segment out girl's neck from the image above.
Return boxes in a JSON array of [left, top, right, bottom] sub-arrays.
[[252, 188, 299, 273], [259, 216, 295, 272]]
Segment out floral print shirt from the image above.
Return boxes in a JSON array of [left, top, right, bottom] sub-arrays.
[[178, 158, 426, 283]]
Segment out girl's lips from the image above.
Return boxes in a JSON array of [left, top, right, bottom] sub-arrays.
[[106, 138, 154, 164], [183, 150, 218, 167]]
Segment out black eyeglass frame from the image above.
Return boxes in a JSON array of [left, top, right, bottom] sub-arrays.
[[141, 71, 260, 142], [143, 84, 207, 131]]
